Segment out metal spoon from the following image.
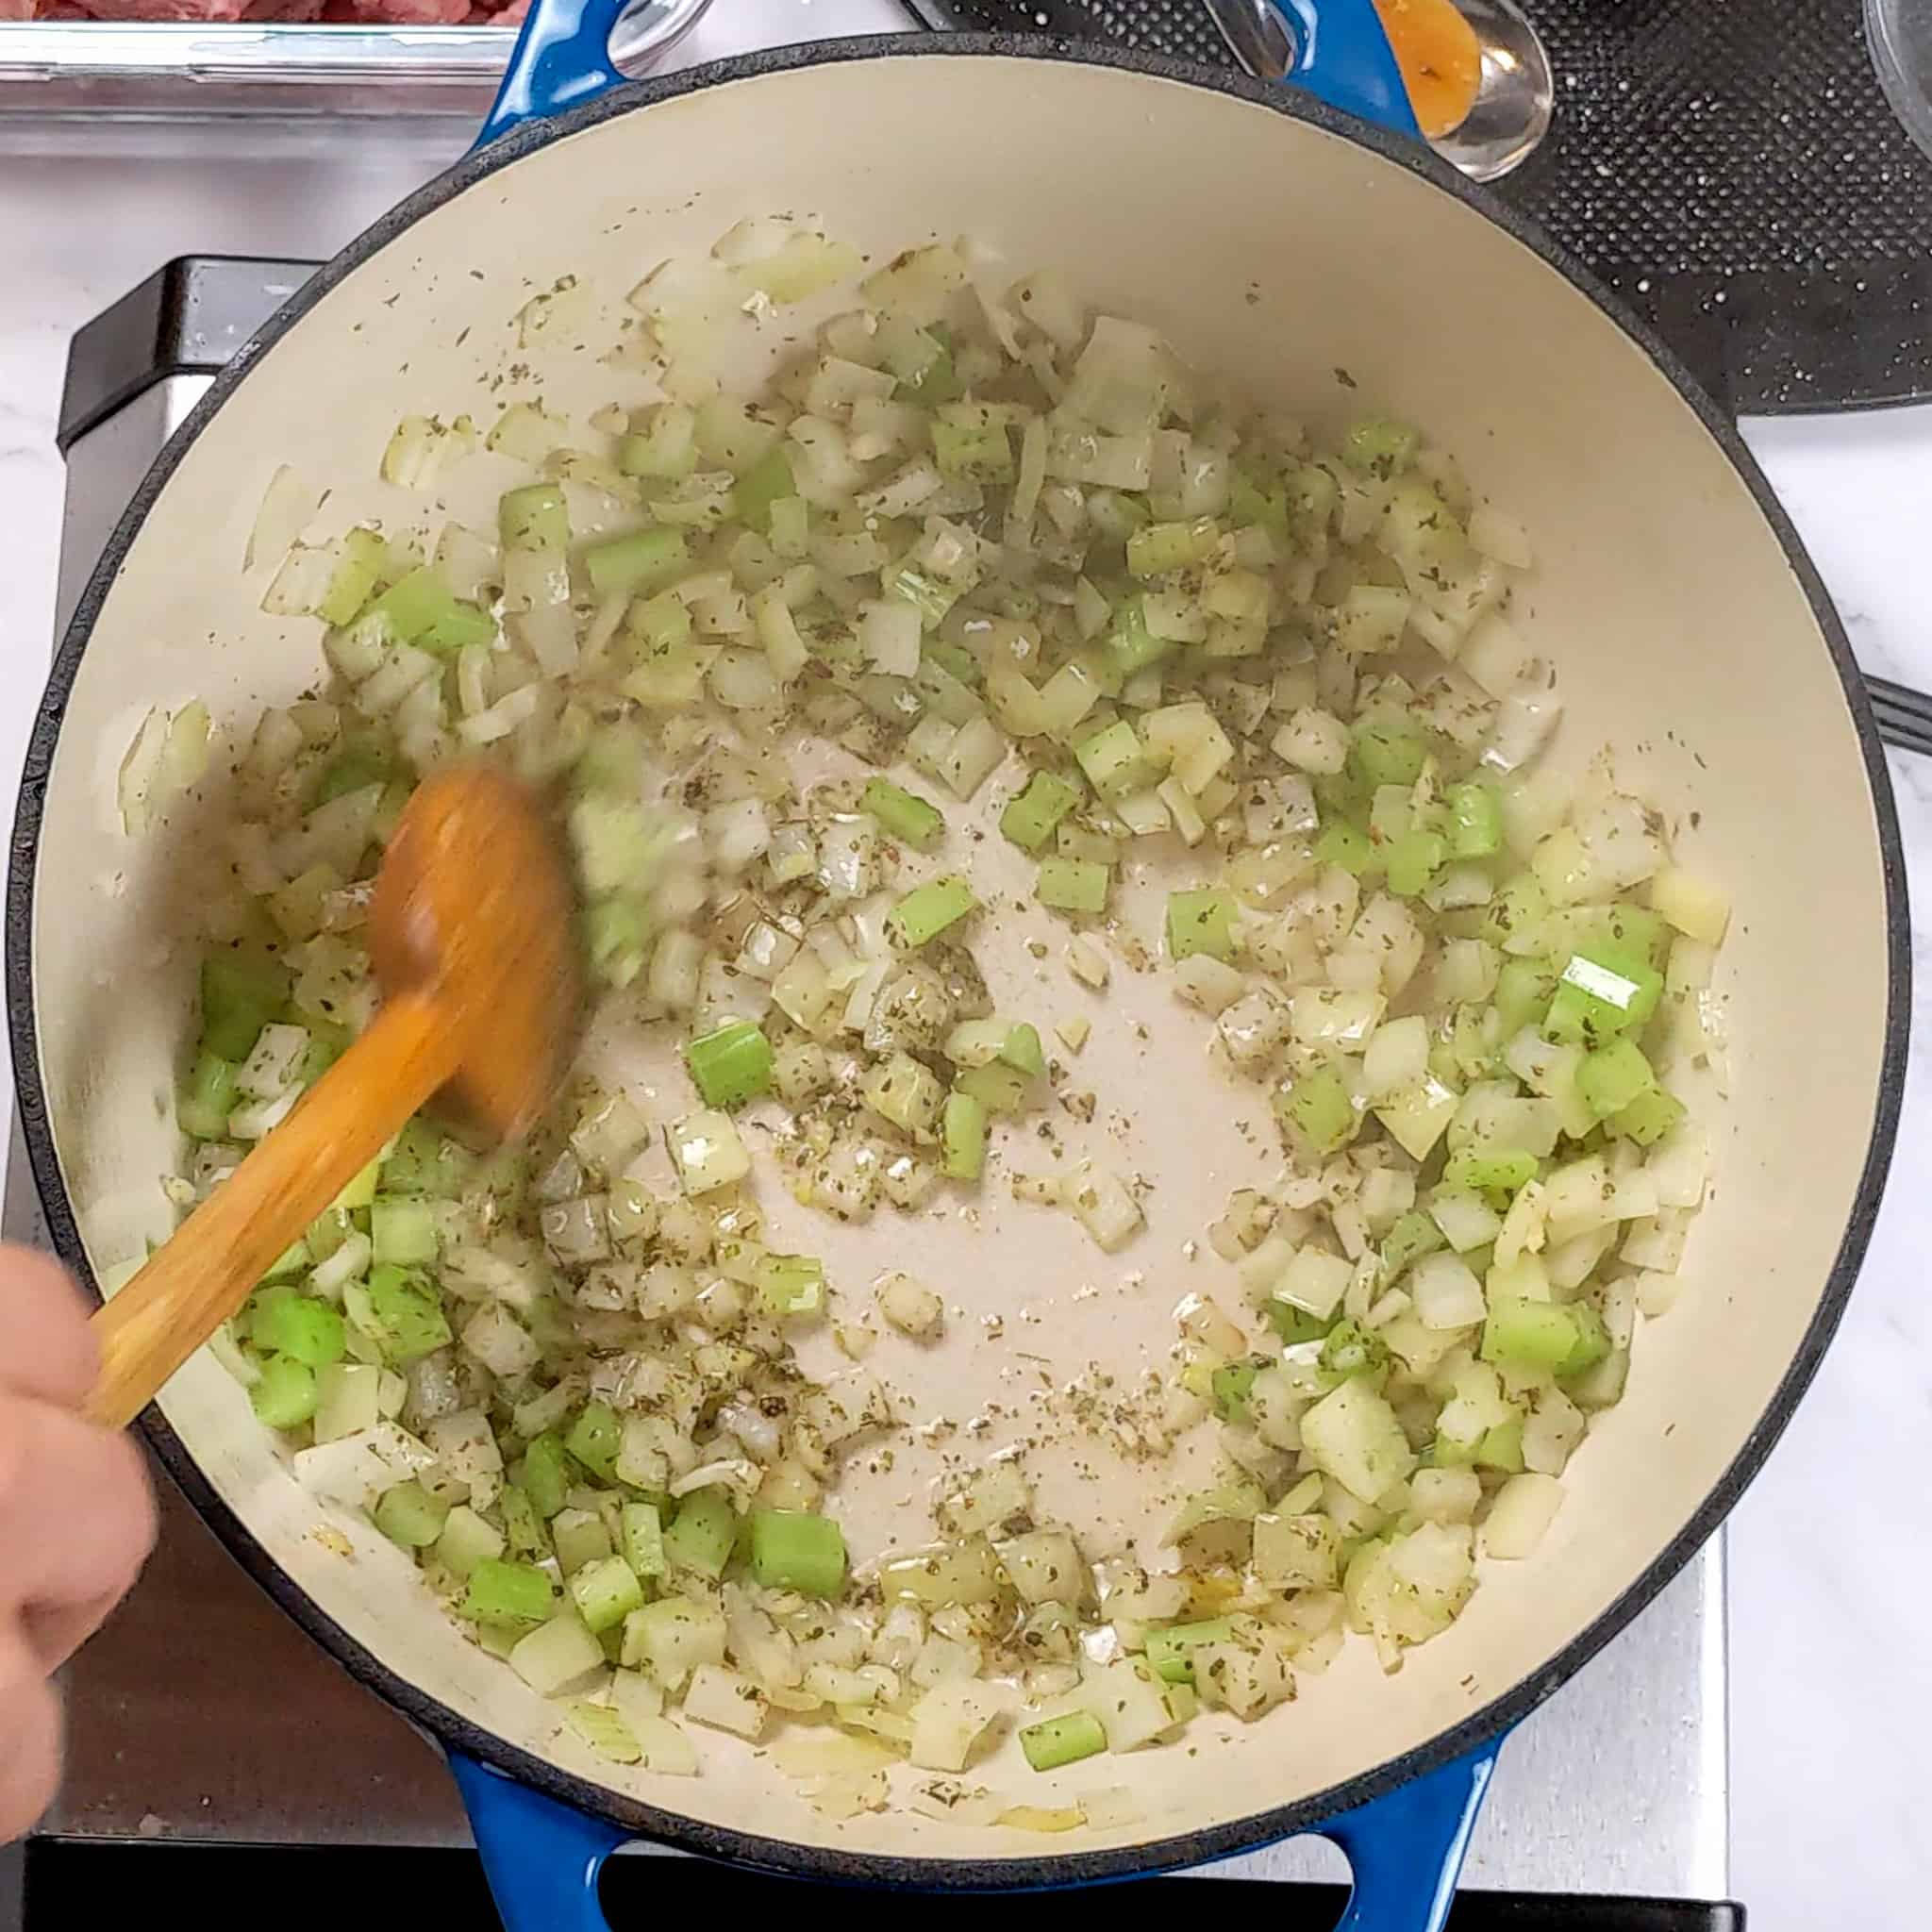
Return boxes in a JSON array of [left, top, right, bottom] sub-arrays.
[[1204, 0, 1555, 182]]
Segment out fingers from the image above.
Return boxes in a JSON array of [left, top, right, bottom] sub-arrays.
[[0, 1655, 62, 1843], [24, 1590, 125, 1674], [0, 1248, 145, 1848], [0, 1400, 155, 1621], [0, 1250, 98, 1407]]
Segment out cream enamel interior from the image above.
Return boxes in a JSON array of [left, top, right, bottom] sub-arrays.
[[25, 51, 1892, 1866]]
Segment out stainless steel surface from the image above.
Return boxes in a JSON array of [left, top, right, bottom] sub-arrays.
[[22, 354, 1728, 1890], [1202, 0, 1552, 182], [1427, 0, 1552, 185], [0, 0, 708, 122], [1201, 0, 1296, 87]]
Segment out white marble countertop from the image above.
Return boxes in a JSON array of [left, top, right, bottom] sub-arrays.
[[3, 6, 1930, 1924]]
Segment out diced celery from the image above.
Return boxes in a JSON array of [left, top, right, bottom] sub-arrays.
[[1314, 821, 1379, 876], [1544, 902, 1671, 972], [460, 1557, 556, 1627], [1481, 874, 1550, 953], [1037, 857, 1110, 914], [1576, 1038, 1656, 1118], [501, 1485, 549, 1559], [1545, 949, 1664, 1047], [436, 1505, 506, 1581], [1000, 1023, 1046, 1076], [1020, 1710, 1107, 1772], [1279, 1066, 1358, 1155], [370, 1196, 439, 1269], [1103, 595, 1174, 679], [621, 1501, 666, 1580], [1610, 1084, 1686, 1146], [1126, 516, 1221, 577], [252, 1288, 345, 1368], [757, 1253, 826, 1317], [1443, 1147, 1540, 1192], [1231, 460, 1290, 536], [942, 1091, 989, 1180], [618, 405, 697, 481], [584, 526, 690, 598], [750, 1508, 846, 1596], [953, 1062, 1031, 1114], [1210, 1359, 1259, 1423], [1494, 958, 1557, 1036], [1385, 829, 1447, 898], [499, 482, 568, 551], [566, 1401, 624, 1482], [316, 527, 386, 625], [890, 326, 962, 404], [1481, 1297, 1610, 1376], [931, 404, 1017, 479], [552, 1507, 613, 1578], [584, 898, 651, 991], [1166, 888, 1238, 962], [375, 1479, 450, 1549], [621, 1593, 726, 1684], [356, 566, 466, 648], [177, 1051, 241, 1141], [685, 1020, 775, 1110], [1351, 719, 1426, 789], [199, 946, 290, 1063], [524, 1431, 573, 1520], [251, 1355, 317, 1429], [365, 1265, 452, 1365], [860, 777, 945, 851], [1074, 719, 1156, 798], [1143, 1619, 1235, 1685], [1381, 1208, 1447, 1282], [885, 563, 959, 628], [663, 1487, 737, 1581], [380, 1119, 474, 1197], [1320, 1319, 1388, 1381], [889, 876, 978, 947], [1302, 1376, 1415, 1502], [570, 1554, 646, 1635], [1444, 781, 1504, 858], [731, 443, 795, 533], [1265, 1298, 1335, 1344], [1476, 1417, 1526, 1473]]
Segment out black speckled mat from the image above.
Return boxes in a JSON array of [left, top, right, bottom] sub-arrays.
[[905, 0, 1932, 414]]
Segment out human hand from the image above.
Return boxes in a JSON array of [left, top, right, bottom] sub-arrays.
[[1, 1251, 155, 1840]]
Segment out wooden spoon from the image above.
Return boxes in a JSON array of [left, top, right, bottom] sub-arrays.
[[86, 762, 581, 1430]]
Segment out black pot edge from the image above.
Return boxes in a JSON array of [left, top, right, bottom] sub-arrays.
[[7, 29, 1911, 1893]]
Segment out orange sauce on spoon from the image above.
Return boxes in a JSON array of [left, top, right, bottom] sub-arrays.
[[1372, 0, 1484, 140]]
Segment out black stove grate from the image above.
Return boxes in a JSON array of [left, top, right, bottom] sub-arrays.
[[906, 0, 1932, 414]]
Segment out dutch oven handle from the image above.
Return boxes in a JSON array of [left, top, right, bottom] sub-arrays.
[[450, 1736, 1503, 1929], [455, 3, 1488, 1925], [474, 0, 712, 147]]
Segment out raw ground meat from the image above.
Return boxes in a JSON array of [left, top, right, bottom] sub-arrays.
[[338, 0, 472, 21], [68, 0, 252, 16]]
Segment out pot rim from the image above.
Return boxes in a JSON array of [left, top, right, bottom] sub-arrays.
[[7, 29, 1910, 1890]]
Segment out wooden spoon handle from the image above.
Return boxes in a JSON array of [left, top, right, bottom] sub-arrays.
[[87, 991, 461, 1430]]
